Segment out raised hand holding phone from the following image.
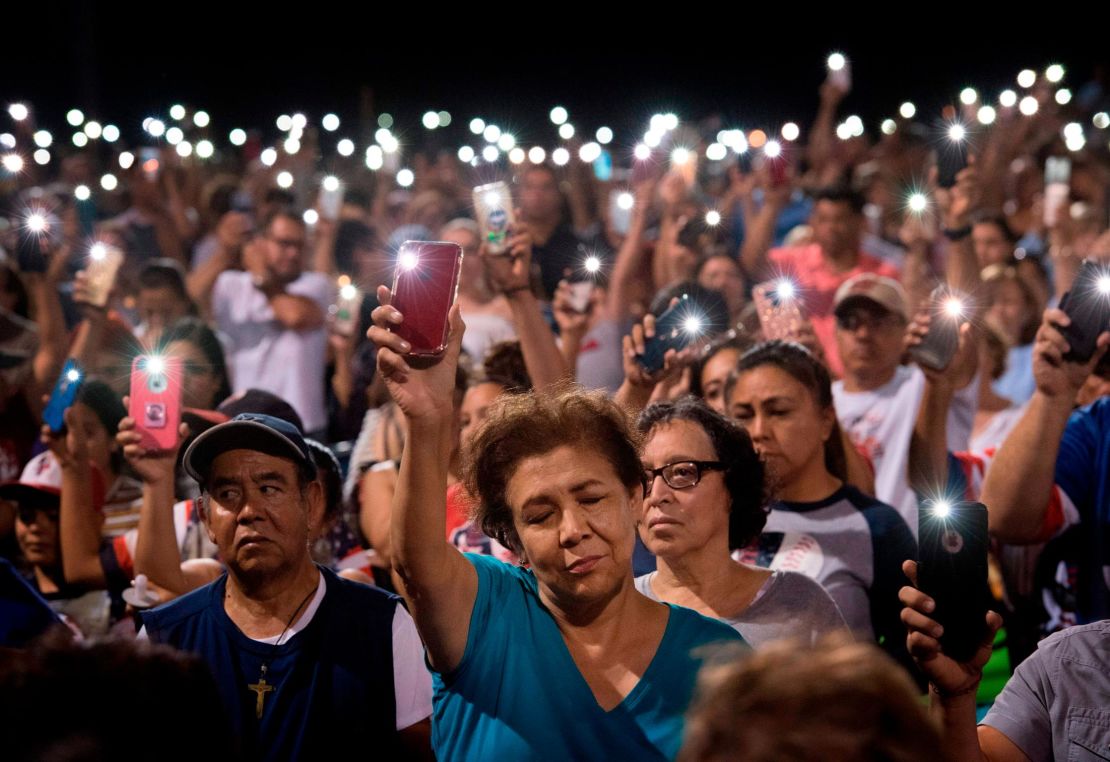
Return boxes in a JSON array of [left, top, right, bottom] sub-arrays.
[[43, 359, 85, 434], [128, 355, 184, 453], [389, 241, 464, 357], [368, 285, 465, 421]]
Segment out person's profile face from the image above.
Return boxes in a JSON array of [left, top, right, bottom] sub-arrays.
[[204, 449, 317, 581], [699, 348, 742, 415], [503, 445, 637, 609]]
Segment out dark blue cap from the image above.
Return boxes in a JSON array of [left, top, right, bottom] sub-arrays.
[[182, 413, 316, 484]]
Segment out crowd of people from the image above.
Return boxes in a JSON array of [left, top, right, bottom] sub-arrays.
[[3, 55, 1110, 760]]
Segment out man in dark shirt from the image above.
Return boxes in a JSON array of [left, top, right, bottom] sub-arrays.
[[518, 164, 601, 298], [141, 414, 431, 760]]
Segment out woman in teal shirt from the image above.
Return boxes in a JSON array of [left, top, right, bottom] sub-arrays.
[[368, 277, 740, 761]]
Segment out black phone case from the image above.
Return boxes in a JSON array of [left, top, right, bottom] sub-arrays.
[[917, 501, 990, 663], [637, 296, 695, 374], [936, 142, 969, 189], [909, 290, 962, 371], [1059, 261, 1110, 363]]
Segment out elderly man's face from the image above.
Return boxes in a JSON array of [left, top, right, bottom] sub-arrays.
[[204, 450, 322, 584]]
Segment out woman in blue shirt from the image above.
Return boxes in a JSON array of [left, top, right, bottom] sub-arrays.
[[368, 268, 740, 762]]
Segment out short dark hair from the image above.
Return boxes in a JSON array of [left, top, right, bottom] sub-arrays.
[[727, 341, 849, 483], [482, 340, 532, 393], [463, 388, 642, 557], [261, 207, 305, 235], [688, 331, 756, 401], [971, 210, 1018, 244], [638, 396, 768, 549], [813, 185, 866, 215], [0, 632, 234, 761], [138, 259, 189, 300]]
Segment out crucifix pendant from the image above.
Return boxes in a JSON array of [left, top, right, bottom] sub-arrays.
[[248, 665, 274, 719]]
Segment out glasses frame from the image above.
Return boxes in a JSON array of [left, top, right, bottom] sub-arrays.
[[642, 460, 727, 491]]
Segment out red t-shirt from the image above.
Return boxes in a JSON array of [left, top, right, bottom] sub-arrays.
[[768, 243, 901, 377]]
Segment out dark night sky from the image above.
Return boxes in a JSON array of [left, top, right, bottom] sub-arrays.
[[3, 6, 1104, 151]]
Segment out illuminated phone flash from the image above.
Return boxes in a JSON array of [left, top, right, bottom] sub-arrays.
[[705, 210, 722, 226], [584, 256, 601, 274], [827, 52, 847, 71], [616, 191, 634, 211], [670, 147, 691, 166], [943, 297, 965, 319], [399, 251, 420, 271], [66, 369, 81, 382], [633, 143, 651, 161], [90, 243, 108, 260], [340, 283, 359, 300], [145, 356, 166, 376], [908, 192, 928, 213], [1097, 275, 1110, 295], [483, 190, 502, 208], [26, 212, 47, 233], [932, 500, 952, 519], [776, 279, 796, 300], [764, 140, 782, 159], [322, 175, 340, 192], [947, 123, 967, 142], [683, 316, 702, 334]]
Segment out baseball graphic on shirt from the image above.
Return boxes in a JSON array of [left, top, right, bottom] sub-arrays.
[[756, 532, 824, 578]]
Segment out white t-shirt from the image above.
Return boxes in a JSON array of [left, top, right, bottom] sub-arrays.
[[139, 571, 432, 730], [833, 364, 979, 532], [213, 270, 333, 432]]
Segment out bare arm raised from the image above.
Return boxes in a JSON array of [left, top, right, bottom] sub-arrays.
[[367, 288, 477, 674]]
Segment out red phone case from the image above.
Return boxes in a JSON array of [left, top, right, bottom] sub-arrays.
[[389, 241, 464, 357], [129, 355, 183, 452]]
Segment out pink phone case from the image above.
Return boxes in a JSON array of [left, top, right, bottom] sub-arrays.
[[390, 241, 464, 357], [129, 355, 183, 452], [753, 281, 806, 341]]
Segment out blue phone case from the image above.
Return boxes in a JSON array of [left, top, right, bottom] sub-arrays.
[[42, 360, 84, 433]]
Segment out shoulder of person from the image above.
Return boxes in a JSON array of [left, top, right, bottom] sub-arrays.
[[324, 566, 400, 612], [1032, 619, 1110, 663], [1070, 396, 1110, 430], [840, 486, 906, 524], [667, 602, 745, 644], [141, 575, 223, 631]]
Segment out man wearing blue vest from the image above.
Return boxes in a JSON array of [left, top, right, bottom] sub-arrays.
[[141, 413, 432, 760]]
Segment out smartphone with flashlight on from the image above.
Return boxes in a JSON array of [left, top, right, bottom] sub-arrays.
[[473, 181, 515, 255], [15, 210, 61, 274], [565, 250, 602, 313], [330, 279, 363, 337], [389, 240, 464, 357], [826, 53, 851, 93], [129, 355, 184, 452], [936, 131, 969, 189], [318, 176, 344, 221], [636, 294, 704, 374], [609, 190, 634, 236], [1057, 259, 1110, 363], [82, 243, 125, 308], [917, 499, 990, 663], [1044, 157, 1072, 229], [753, 278, 806, 341], [43, 359, 85, 434], [909, 287, 966, 371]]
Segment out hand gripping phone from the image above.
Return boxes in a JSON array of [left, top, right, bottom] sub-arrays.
[[129, 355, 184, 452], [472, 182, 515, 256], [1058, 259, 1110, 363], [909, 287, 966, 371], [389, 241, 464, 357], [636, 294, 704, 373], [917, 499, 990, 663], [753, 279, 806, 341]]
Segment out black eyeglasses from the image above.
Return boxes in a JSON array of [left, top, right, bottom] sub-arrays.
[[642, 461, 726, 490], [836, 310, 904, 332]]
